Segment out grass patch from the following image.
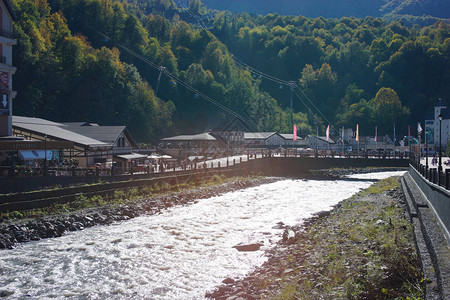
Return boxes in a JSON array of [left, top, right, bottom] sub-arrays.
[[359, 176, 401, 197]]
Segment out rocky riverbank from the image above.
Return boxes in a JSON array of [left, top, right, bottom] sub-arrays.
[[206, 176, 424, 299], [0, 176, 279, 249]]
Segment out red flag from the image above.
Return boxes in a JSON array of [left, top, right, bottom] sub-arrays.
[[375, 126, 377, 142], [293, 124, 297, 141], [326, 125, 330, 141]]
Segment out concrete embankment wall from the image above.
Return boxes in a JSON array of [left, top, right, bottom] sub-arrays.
[[403, 169, 450, 300], [0, 168, 241, 212], [408, 166, 450, 242], [0, 166, 249, 195], [0, 172, 177, 195]]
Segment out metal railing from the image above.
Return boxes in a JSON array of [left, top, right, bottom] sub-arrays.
[[410, 155, 450, 190]]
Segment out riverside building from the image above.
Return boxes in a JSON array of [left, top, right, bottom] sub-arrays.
[[424, 99, 450, 153], [0, 0, 16, 137]]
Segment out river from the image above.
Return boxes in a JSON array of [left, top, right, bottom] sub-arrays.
[[0, 171, 405, 299]]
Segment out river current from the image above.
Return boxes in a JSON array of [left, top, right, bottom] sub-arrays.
[[0, 171, 405, 299]]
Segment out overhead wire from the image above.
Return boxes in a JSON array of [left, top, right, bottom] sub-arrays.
[[172, 1, 340, 135], [92, 4, 340, 136], [230, 56, 290, 86], [86, 24, 259, 130], [175, 0, 209, 29], [173, 1, 291, 87], [293, 85, 339, 134]]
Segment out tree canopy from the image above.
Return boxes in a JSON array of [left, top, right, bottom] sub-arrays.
[[9, 0, 450, 142]]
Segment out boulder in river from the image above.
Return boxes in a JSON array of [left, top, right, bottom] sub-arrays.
[[233, 243, 263, 252]]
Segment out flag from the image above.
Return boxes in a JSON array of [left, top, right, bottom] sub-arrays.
[[293, 124, 297, 141], [326, 125, 330, 141], [417, 123, 423, 134], [375, 126, 377, 142], [356, 124, 359, 141]]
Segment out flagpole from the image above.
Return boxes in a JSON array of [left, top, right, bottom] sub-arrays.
[[342, 126, 344, 157], [358, 139, 360, 158], [393, 123, 396, 156], [375, 126, 377, 155], [418, 122, 422, 164], [356, 124, 360, 158], [408, 125, 411, 158]]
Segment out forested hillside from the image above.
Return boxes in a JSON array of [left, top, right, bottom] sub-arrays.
[[9, 0, 450, 142], [201, 0, 450, 21], [201, 0, 387, 19], [210, 11, 450, 135], [381, 0, 450, 19]]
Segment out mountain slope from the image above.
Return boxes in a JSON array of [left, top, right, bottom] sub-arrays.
[[201, 0, 450, 20], [201, 0, 386, 18], [381, 0, 450, 19]]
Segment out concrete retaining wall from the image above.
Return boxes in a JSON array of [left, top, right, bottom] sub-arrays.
[[409, 166, 450, 242], [403, 171, 450, 299], [0, 168, 241, 212]]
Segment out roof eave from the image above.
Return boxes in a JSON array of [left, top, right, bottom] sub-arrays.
[[3, 0, 17, 21]]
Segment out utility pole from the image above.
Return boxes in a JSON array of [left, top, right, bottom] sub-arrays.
[[418, 122, 421, 164], [289, 81, 295, 130], [154, 66, 166, 97], [314, 119, 318, 155]]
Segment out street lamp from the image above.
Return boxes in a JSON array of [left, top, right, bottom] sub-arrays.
[[44, 134, 48, 176], [438, 114, 443, 176], [425, 128, 428, 172]]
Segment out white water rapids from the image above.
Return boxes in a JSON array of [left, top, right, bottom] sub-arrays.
[[0, 171, 405, 299]]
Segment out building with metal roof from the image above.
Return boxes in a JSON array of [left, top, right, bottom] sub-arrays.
[[62, 123, 137, 154], [161, 132, 217, 142], [9, 116, 142, 169], [12, 116, 112, 167], [159, 132, 222, 158], [159, 130, 309, 158], [279, 133, 307, 148], [13, 116, 109, 148], [244, 132, 287, 149]]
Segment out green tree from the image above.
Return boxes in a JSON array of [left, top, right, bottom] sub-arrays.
[[372, 87, 409, 133]]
